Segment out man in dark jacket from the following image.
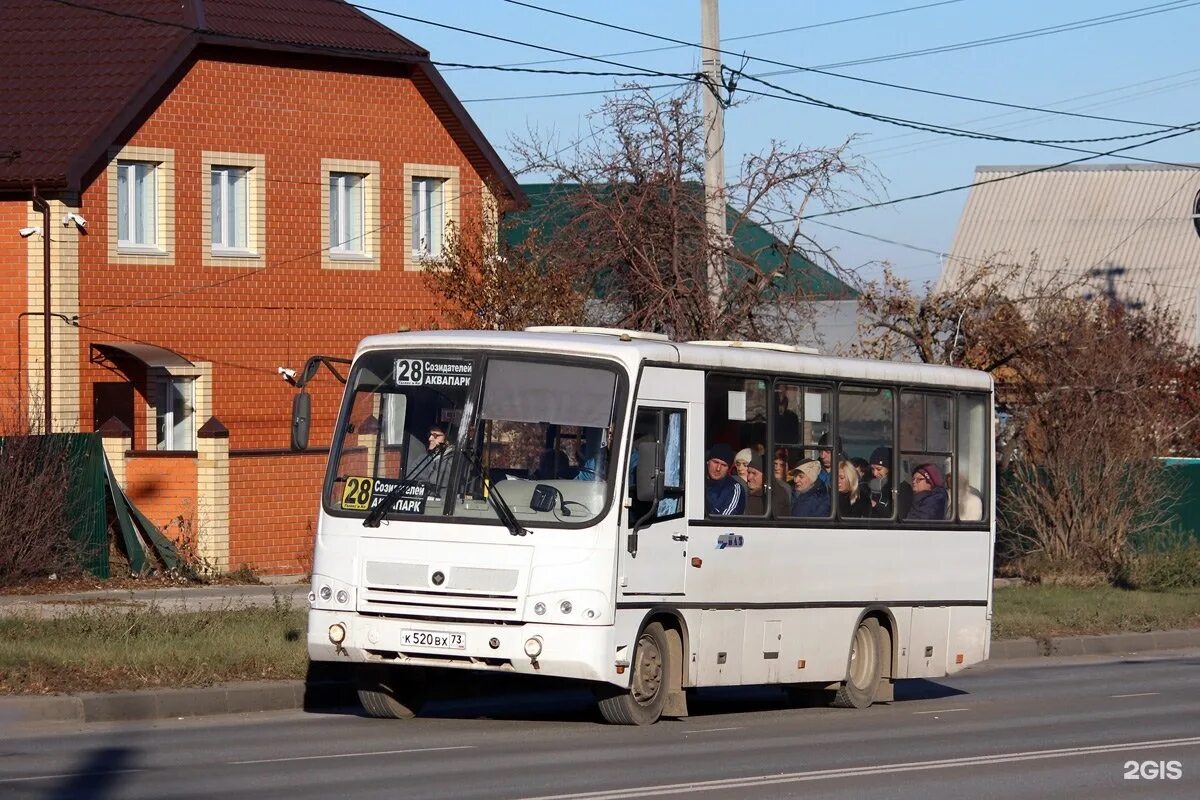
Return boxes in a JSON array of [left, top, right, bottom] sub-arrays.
[[705, 443, 745, 515], [868, 446, 912, 519], [745, 454, 790, 517]]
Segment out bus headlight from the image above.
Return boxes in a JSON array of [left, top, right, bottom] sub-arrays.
[[559, 600, 573, 615], [336, 590, 349, 605], [533, 602, 546, 615], [319, 586, 332, 601], [328, 623, 346, 645], [524, 636, 543, 658]]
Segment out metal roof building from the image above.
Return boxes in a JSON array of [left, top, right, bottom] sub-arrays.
[[941, 163, 1200, 344]]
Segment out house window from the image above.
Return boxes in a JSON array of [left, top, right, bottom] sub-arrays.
[[211, 166, 250, 252], [411, 177, 446, 258], [157, 377, 195, 451], [329, 172, 366, 255], [117, 160, 157, 248]]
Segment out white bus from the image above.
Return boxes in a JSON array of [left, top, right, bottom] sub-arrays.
[[303, 327, 994, 725]]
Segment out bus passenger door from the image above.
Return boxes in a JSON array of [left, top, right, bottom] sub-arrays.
[[619, 405, 688, 597]]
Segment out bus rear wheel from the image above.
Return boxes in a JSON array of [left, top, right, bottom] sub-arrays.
[[596, 622, 670, 725], [831, 617, 883, 709], [356, 664, 427, 719]]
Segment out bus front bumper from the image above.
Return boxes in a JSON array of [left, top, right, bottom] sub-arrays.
[[307, 609, 617, 684]]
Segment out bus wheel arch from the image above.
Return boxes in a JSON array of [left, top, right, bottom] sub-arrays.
[[597, 612, 688, 724]]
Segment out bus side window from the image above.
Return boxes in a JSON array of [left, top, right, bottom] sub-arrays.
[[956, 394, 988, 522], [900, 391, 953, 522], [627, 407, 686, 525]]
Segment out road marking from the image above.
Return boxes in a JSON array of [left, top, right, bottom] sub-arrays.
[[684, 727, 744, 734], [913, 707, 970, 715], [516, 736, 1200, 799], [231, 745, 474, 765], [1111, 692, 1160, 698], [0, 769, 144, 785]]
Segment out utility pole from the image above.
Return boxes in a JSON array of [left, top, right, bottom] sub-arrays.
[[700, 0, 726, 318]]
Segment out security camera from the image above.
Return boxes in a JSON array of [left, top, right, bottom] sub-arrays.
[[18, 226, 42, 238], [277, 366, 298, 386], [62, 212, 86, 229]]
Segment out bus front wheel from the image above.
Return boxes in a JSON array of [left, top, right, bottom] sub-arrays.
[[831, 617, 883, 709], [356, 664, 427, 719], [596, 622, 671, 725]]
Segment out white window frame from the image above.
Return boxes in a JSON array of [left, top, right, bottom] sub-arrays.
[[156, 376, 196, 452], [403, 164, 459, 271], [329, 171, 366, 256], [211, 165, 251, 254], [116, 160, 158, 249], [411, 176, 446, 259]]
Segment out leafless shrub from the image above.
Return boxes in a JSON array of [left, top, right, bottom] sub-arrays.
[[0, 410, 81, 585]]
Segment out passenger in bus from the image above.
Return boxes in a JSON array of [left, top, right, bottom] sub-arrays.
[[867, 446, 911, 519], [773, 449, 792, 501], [907, 463, 949, 521], [733, 447, 753, 484], [409, 423, 455, 495], [773, 387, 800, 444], [816, 433, 838, 487], [745, 454, 790, 517], [705, 443, 746, 515], [952, 472, 984, 521], [574, 426, 610, 481], [789, 459, 830, 517], [837, 460, 871, 517]]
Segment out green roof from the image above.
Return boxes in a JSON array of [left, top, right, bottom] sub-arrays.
[[504, 183, 858, 300]]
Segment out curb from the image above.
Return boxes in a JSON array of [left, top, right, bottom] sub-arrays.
[[988, 628, 1200, 660], [3, 630, 1198, 726], [0, 679, 355, 726]]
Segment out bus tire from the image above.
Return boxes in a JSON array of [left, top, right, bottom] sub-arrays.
[[831, 616, 883, 709], [596, 622, 670, 725], [355, 664, 427, 719]]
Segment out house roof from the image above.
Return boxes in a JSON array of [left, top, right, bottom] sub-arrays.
[[0, 0, 522, 203], [942, 163, 1200, 343], [507, 183, 858, 300]]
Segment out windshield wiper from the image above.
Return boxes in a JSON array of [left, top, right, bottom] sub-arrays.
[[361, 447, 446, 528], [459, 446, 529, 537]]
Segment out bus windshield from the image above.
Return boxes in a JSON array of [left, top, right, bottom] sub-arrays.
[[325, 351, 623, 528]]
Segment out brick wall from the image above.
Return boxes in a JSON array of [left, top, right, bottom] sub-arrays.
[[229, 451, 327, 575], [74, 54, 490, 450], [0, 199, 28, 429], [58, 53, 503, 573], [125, 453, 198, 548]]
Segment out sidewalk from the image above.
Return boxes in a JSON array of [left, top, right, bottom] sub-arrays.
[[3, 581, 1199, 725], [0, 578, 309, 618]]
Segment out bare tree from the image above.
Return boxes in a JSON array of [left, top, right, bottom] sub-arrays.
[[853, 259, 1200, 580], [424, 214, 588, 331], [510, 84, 873, 342]]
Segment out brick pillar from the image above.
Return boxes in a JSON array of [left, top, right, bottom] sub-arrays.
[[197, 416, 230, 574], [97, 416, 131, 488]]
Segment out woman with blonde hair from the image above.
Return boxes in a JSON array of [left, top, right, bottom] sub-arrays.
[[837, 459, 871, 517]]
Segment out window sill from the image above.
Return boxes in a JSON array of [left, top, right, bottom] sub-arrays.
[[211, 247, 259, 259], [117, 245, 169, 257], [329, 250, 373, 261]]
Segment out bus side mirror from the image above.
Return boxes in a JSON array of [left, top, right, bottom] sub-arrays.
[[290, 391, 311, 451], [636, 440, 663, 503]]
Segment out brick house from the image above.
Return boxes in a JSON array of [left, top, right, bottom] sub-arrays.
[[0, 0, 523, 574]]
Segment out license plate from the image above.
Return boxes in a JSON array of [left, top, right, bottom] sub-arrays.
[[400, 629, 465, 650]]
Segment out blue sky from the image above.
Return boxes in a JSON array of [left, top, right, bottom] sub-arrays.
[[359, 0, 1200, 286]]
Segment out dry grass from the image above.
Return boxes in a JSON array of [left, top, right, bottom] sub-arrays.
[[993, 585, 1200, 640], [0, 600, 306, 695]]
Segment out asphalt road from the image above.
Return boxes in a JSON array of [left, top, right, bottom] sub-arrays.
[[3, 652, 1198, 800]]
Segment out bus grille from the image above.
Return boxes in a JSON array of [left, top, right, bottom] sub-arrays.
[[359, 586, 520, 620], [360, 561, 522, 621]]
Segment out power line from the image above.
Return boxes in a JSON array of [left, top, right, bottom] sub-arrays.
[[788, 121, 1200, 222], [443, 0, 970, 72], [498, 0, 1187, 129], [810, 1, 1200, 71]]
